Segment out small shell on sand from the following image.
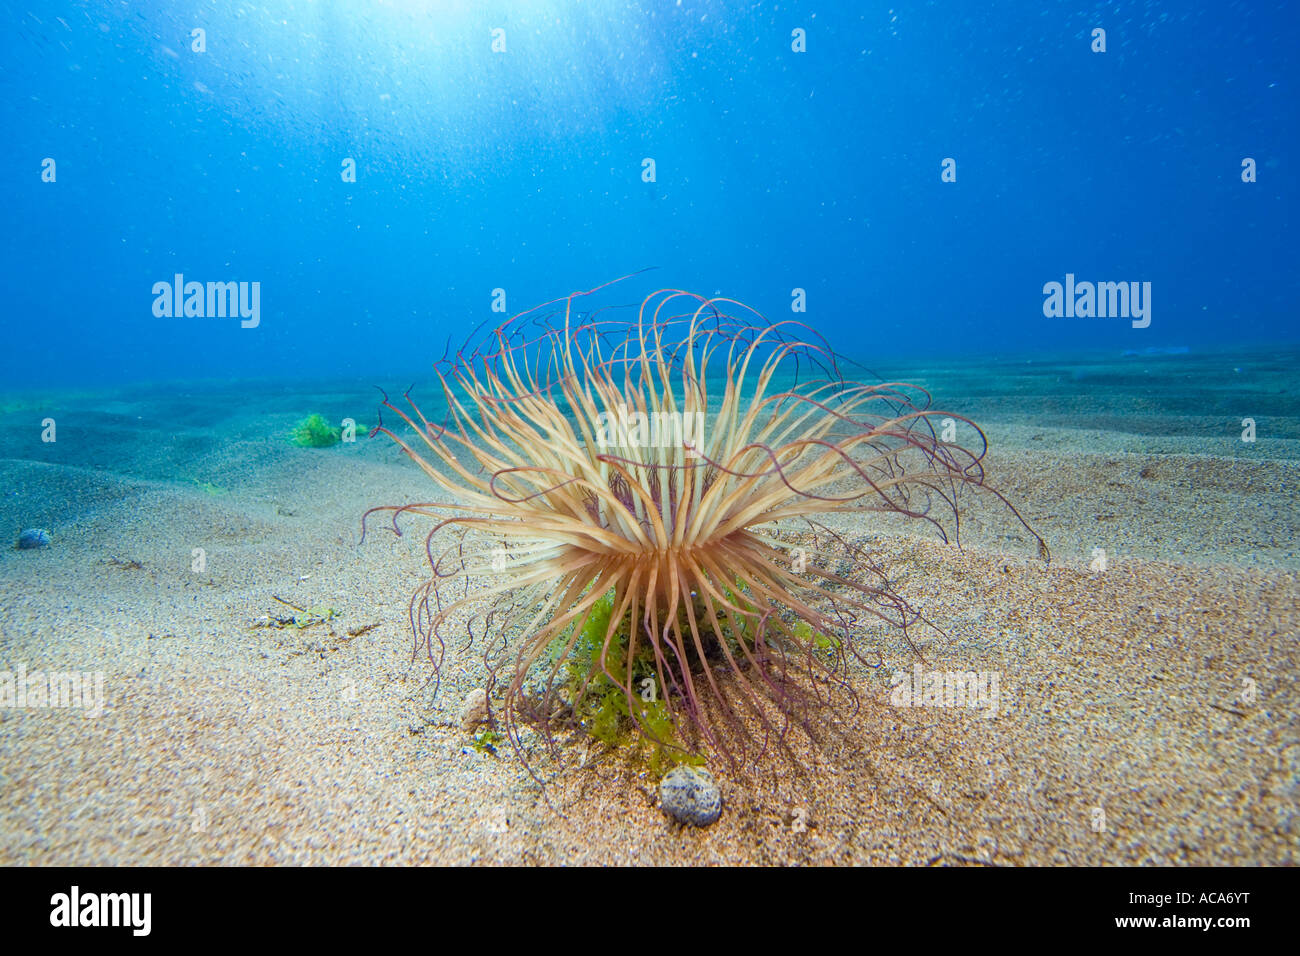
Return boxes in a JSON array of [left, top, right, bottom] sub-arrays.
[[17, 528, 51, 549], [459, 688, 489, 731], [660, 765, 722, 827]]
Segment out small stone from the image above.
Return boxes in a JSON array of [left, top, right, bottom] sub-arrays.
[[16, 528, 50, 549], [459, 688, 489, 731], [659, 765, 722, 827], [480, 805, 509, 834]]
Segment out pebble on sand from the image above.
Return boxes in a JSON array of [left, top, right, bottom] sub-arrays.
[[459, 688, 490, 731], [17, 528, 51, 549], [659, 765, 722, 827]]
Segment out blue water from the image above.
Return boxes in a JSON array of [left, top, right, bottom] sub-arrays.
[[2, 0, 1296, 389]]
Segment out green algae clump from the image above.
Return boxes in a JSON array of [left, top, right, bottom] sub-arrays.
[[545, 589, 706, 776], [290, 413, 341, 448]]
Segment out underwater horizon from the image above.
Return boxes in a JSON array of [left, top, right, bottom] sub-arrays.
[[1, 0, 1299, 888]]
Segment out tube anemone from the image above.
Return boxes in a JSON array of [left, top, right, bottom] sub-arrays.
[[364, 278, 1046, 769]]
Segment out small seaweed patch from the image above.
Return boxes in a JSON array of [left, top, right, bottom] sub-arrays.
[[291, 413, 340, 448], [540, 586, 786, 776], [290, 414, 368, 448], [536, 580, 846, 775], [471, 729, 504, 755], [253, 595, 341, 630], [794, 619, 842, 655]]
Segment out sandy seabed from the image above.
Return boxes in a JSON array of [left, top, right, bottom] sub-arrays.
[[0, 364, 1297, 866]]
